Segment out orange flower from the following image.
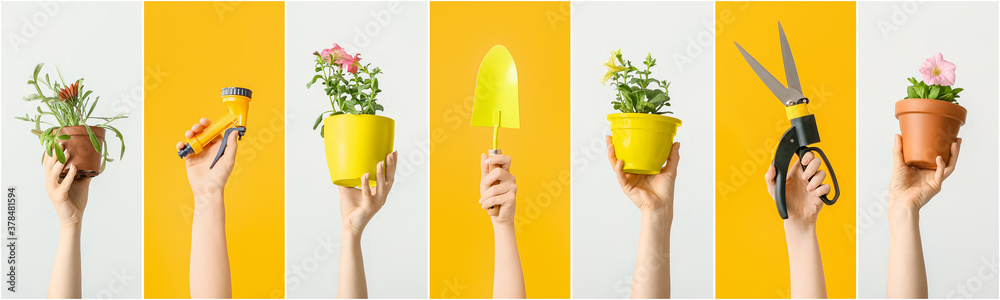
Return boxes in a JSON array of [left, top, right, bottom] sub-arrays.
[[58, 82, 80, 102]]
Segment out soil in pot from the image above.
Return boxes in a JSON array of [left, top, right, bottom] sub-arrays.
[[607, 113, 682, 175], [895, 98, 966, 169], [53, 126, 106, 179]]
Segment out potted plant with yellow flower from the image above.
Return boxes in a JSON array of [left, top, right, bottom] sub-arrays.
[[895, 53, 966, 169], [603, 50, 681, 175], [307, 43, 393, 187], [15, 63, 128, 179]]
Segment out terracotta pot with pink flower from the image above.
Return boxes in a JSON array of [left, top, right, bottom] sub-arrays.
[[307, 43, 394, 188], [15, 63, 129, 179], [895, 53, 967, 169]]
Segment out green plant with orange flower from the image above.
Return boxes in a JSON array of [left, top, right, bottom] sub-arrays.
[[14, 63, 127, 168]]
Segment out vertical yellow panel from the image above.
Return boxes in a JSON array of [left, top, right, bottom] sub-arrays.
[[429, 1, 571, 298], [715, 1, 856, 298], [144, 1, 285, 298]]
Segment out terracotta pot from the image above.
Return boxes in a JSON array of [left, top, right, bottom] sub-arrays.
[[52, 126, 106, 179], [895, 98, 966, 169]]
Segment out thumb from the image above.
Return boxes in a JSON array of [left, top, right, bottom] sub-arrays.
[[764, 164, 777, 197]]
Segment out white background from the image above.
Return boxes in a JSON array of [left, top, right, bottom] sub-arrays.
[[857, 2, 1000, 298], [571, 2, 714, 298], [0, 2, 143, 299], [285, 1, 428, 298]]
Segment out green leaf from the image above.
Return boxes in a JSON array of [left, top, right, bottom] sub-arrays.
[[306, 75, 324, 88], [86, 96, 100, 119], [53, 141, 66, 164], [85, 126, 101, 153], [99, 139, 108, 173], [928, 85, 940, 100], [319, 124, 325, 138], [649, 93, 669, 105], [55, 134, 70, 140], [102, 125, 126, 159], [313, 111, 331, 130], [33, 63, 43, 81]]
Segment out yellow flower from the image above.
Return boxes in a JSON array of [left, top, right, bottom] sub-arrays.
[[601, 51, 627, 85]]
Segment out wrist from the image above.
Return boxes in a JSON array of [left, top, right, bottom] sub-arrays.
[[888, 202, 919, 224], [640, 208, 673, 228], [492, 220, 515, 234], [59, 222, 82, 234], [193, 192, 225, 209], [193, 187, 224, 201], [341, 228, 362, 245], [783, 219, 816, 239]]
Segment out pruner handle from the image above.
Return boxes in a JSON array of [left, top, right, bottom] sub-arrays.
[[772, 127, 840, 219], [486, 149, 502, 216], [798, 147, 839, 206]]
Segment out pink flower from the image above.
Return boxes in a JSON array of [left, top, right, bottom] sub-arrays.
[[918, 52, 957, 86], [338, 53, 362, 74], [319, 43, 350, 64]]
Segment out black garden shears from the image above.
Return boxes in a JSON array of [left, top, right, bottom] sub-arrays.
[[735, 22, 840, 219]]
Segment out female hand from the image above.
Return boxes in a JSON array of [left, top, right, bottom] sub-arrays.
[[480, 154, 517, 225], [44, 150, 89, 227], [175, 117, 239, 198], [889, 134, 960, 211], [606, 136, 679, 215], [340, 152, 398, 236], [765, 151, 830, 225]]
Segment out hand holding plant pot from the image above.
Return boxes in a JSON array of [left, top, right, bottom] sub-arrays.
[[337, 151, 398, 299], [604, 50, 681, 175], [307, 43, 394, 187], [896, 53, 967, 169], [16, 63, 128, 180], [606, 136, 679, 298], [43, 150, 89, 298]]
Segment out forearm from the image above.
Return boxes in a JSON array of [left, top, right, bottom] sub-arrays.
[[887, 205, 926, 299], [189, 193, 232, 299], [492, 222, 526, 299], [337, 230, 367, 298], [784, 221, 827, 299], [631, 210, 671, 299], [48, 224, 82, 298]]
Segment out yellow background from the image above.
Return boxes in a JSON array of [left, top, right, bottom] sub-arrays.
[[715, 1, 856, 298], [429, 2, 570, 298], [143, 2, 285, 298]]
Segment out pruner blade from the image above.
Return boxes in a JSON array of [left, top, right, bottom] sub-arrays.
[[778, 22, 801, 93], [735, 41, 790, 105]]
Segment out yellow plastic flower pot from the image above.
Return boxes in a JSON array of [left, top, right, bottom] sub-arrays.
[[607, 113, 682, 175], [324, 114, 395, 187]]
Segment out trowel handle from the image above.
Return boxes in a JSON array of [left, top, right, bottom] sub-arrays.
[[487, 149, 502, 217]]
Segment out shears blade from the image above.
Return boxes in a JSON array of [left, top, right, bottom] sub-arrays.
[[778, 22, 801, 93], [735, 41, 790, 104]]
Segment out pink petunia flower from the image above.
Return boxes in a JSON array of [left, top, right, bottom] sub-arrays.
[[320, 43, 350, 64], [337, 53, 362, 74], [918, 52, 957, 86]]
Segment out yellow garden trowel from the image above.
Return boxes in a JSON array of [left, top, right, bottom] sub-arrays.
[[472, 45, 520, 217]]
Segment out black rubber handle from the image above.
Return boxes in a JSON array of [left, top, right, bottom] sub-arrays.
[[799, 147, 840, 205], [772, 128, 798, 219], [209, 127, 246, 169]]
